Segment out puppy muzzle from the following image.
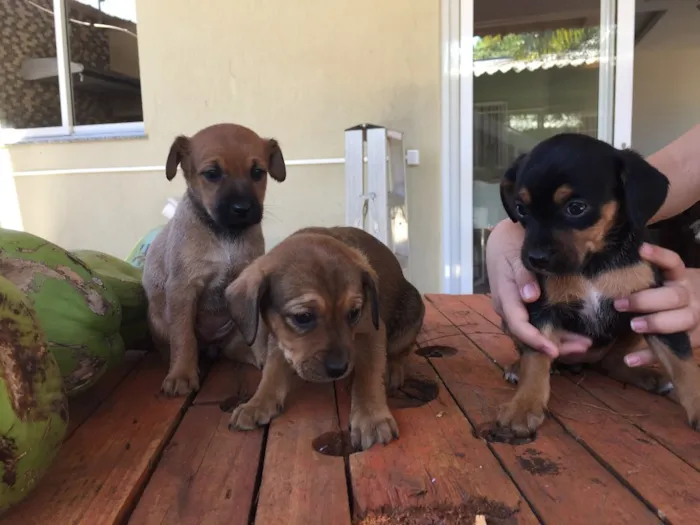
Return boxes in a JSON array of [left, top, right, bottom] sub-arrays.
[[214, 192, 263, 229]]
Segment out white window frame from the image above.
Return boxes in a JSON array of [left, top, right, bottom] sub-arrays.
[[440, 0, 637, 294], [0, 0, 144, 145]]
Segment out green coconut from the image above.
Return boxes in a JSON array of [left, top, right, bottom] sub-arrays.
[[71, 249, 151, 350], [0, 229, 124, 396], [0, 275, 68, 515]]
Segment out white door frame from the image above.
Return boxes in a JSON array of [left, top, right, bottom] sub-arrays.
[[440, 0, 637, 294]]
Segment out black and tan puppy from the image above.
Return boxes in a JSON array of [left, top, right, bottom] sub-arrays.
[[498, 132, 700, 438], [142, 123, 286, 396], [224, 226, 425, 450]]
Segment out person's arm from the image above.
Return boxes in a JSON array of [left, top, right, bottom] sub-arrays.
[[647, 124, 700, 224]]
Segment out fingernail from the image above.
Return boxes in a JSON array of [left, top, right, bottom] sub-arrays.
[[521, 284, 537, 301], [631, 318, 647, 332], [640, 243, 653, 256], [614, 298, 629, 311], [542, 343, 558, 357], [625, 355, 641, 367]]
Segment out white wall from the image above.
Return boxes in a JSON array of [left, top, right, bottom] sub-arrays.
[[632, 2, 700, 156]]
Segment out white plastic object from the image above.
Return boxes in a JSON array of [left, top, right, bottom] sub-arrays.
[[162, 198, 180, 220], [406, 149, 420, 166]]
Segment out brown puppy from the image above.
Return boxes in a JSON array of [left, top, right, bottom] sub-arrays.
[[142, 123, 286, 396], [224, 226, 425, 450]]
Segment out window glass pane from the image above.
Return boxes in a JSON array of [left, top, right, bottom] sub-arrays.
[[471, 0, 613, 293], [0, 0, 62, 129], [67, 0, 143, 125]]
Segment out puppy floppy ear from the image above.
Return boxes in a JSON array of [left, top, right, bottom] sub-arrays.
[[617, 148, 670, 229], [225, 263, 269, 346], [500, 153, 526, 222], [361, 270, 380, 330], [267, 139, 286, 182], [165, 135, 190, 181]]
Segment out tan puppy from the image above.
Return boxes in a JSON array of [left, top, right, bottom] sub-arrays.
[[142, 123, 286, 396], [224, 226, 425, 450]]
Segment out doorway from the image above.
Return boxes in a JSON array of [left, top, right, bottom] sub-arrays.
[[441, 0, 638, 294]]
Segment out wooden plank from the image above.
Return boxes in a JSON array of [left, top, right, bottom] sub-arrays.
[[2, 353, 192, 525], [193, 359, 261, 406], [66, 350, 146, 439], [576, 374, 700, 471], [426, 294, 501, 335], [458, 293, 503, 328], [450, 296, 700, 523], [253, 382, 351, 525], [416, 295, 460, 345], [336, 354, 539, 524], [129, 363, 263, 525], [549, 375, 700, 524], [423, 333, 659, 524]]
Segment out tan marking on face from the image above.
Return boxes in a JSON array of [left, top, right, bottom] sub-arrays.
[[518, 188, 532, 205], [285, 293, 326, 314], [553, 184, 574, 205], [570, 201, 619, 261]]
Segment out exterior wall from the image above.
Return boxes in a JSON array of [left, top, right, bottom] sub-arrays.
[[5, 0, 441, 292]]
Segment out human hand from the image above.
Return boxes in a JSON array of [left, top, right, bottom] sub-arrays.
[[486, 220, 593, 358], [615, 243, 700, 367]]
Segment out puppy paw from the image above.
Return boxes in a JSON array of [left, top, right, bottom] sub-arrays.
[[161, 370, 200, 397], [504, 364, 519, 384], [350, 409, 399, 450], [228, 399, 282, 431], [684, 398, 700, 432], [497, 395, 546, 438], [633, 370, 674, 396]]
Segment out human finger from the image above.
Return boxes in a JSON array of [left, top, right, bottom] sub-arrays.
[[639, 243, 686, 281], [510, 258, 540, 303], [630, 308, 700, 335], [615, 285, 690, 314], [623, 348, 656, 368]]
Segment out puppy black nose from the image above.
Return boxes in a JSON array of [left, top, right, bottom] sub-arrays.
[[230, 201, 251, 217], [324, 360, 348, 379], [527, 249, 550, 269]]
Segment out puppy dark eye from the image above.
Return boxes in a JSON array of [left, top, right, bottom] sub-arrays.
[[515, 203, 528, 217], [291, 312, 316, 330], [347, 307, 362, 325], [202, 165, 222, 182], [251, 166, 266, 182], [565, 201, 588, 217]]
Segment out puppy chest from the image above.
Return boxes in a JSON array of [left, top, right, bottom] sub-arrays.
[[580, 284, 603, 321]]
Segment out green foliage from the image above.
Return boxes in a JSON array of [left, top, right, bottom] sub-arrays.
[[474, 27, 600, 61]]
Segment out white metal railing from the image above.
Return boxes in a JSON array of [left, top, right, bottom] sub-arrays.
[[11, 157, 346, 177]]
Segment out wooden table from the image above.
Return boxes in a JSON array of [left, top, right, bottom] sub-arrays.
[[3, 295, 700, 525]]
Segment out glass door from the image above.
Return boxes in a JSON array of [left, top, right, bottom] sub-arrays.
[[465, 0, 634, 293]]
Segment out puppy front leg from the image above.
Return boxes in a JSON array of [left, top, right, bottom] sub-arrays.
[[645, 333, 700, 430], [350, 325, 399, 450], [162, 284, 201, 396], [498, 326, 554, 437], [228, 345, 295, 431]]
